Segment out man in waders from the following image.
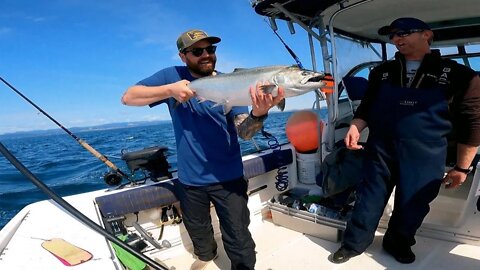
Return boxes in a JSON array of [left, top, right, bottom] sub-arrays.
[[331, 17, 480, 264]]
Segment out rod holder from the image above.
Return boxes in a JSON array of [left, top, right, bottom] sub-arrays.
[[269, 16, 278, 31], [287, 20, 295, 34]]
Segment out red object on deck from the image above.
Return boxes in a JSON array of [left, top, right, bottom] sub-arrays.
[[286, 110, 323, 153]]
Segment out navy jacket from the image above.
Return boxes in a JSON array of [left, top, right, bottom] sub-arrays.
[[355, 50, 480, 146]]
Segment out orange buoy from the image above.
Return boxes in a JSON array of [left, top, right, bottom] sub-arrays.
[[285, 110, 323, 153]]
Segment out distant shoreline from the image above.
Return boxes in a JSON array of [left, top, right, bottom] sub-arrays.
[[0, 111, 293, 139], [0, 120, 172, 139]]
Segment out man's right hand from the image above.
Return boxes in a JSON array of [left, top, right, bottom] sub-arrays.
[[170, 80, 195, 103], [122, 79, 195, 106], [345, 126, 362, 150], [344, 119, 367, 150]]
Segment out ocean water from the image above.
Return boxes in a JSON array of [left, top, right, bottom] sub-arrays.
[[0, 111, 298, 229]]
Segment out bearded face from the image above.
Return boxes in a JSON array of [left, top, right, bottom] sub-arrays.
[[180, 40, 217, 77]]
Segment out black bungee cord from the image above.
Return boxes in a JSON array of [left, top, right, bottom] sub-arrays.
[[261, 127, 289, 191]]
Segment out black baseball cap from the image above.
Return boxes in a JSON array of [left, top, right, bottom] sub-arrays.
[[378, 17, 431, 35]]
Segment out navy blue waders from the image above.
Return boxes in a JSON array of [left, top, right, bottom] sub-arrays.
[[343, 81, 452, 253]]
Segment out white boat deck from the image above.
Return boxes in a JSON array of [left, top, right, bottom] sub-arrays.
[[2, 188, 479, 270], [159, 217, 480, 270], [0, 190, 119, 270]]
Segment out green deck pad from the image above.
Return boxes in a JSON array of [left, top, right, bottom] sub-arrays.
[[112, 235, 147, 270]]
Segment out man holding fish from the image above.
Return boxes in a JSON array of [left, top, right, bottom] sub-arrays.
[[122, 29, 286, 270]]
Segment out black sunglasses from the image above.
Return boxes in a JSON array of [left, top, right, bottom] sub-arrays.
[[183, 45, 217, 57], [389, 29, 424, 40]]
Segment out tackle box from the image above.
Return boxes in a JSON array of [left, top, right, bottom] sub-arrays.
[[267, 190, 349, 243]]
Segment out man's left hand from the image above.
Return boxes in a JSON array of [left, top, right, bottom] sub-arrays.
[[443, 169, 468, 189], [249, 81, 285, 117]]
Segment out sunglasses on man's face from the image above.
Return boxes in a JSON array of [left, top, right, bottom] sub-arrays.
[[389, 29, 424, 40], [183, 45, 217, 57]]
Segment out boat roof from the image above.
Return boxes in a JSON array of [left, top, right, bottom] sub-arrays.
[[253, 0, 480, 47]]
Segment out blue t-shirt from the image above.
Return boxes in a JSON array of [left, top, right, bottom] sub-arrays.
[[137, 66, 248, 186]]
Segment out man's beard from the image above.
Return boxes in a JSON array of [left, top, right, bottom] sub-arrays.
[[187, 57, 216, 77]]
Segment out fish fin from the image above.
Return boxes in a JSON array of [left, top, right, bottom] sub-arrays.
[[259, 84, 277, 94], [209, 100, 232, 115], [196, 96, 207, 103], [233, 68, 246, 72], [276, 99, 286, 111], [223, 104, 233, 115], [210, 102, 222, 108]]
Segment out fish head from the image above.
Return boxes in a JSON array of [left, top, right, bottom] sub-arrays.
[[272, 66, 326, 96]]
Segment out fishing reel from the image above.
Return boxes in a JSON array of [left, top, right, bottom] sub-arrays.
[[103, 171, 123, 186]]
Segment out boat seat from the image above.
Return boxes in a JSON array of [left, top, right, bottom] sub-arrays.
[[243, 149, 293, 179], [342, 76, 368, 112], [338, 76, 370, 144], [95, 182, 178, 218], [95, 149, 293, 218]]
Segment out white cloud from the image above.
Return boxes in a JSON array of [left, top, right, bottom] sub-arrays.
[[0, 26, 12, 36], [26, 16, 47, 23]]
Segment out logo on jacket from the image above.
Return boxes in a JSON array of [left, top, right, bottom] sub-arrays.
[[438, 67, 451, 85], [399, 100, 418, 106]]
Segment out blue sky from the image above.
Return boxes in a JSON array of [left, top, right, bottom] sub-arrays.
[[3, 1, 477, 135], [0, 0, 329, 135]]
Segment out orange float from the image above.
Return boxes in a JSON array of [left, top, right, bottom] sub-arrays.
[[320, 74, 334, 94], [285, 110, 323, 153]]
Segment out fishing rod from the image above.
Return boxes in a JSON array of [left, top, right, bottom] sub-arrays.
[[265, 18, 304, 69], [0, 76, 129, 186], [0, 142, 169, 270], [265, 19, 332, 104]]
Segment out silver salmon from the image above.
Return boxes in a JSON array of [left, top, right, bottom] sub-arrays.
[[188, 65, 327, 114]]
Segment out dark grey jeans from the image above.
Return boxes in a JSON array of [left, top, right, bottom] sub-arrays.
[[175, 177, 256, 270]]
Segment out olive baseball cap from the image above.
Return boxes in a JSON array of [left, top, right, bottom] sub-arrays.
[[176, 29, 221, 52]]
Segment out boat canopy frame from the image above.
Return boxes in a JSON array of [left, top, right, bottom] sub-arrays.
[[252, 0, 480, 153], [253, 0, 386, 153]]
